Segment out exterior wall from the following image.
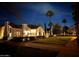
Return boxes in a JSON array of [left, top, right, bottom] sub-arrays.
[[11, 28, 22, 37], [0, 26, 5, 39], [23, 29, 37, 37], [29, 29, 37, 37], [8, 27, 22, 38], [23, 30, 31, 37], [23, 25, 45, 37], [22, 24, 31, 37], [36, 27, 45, 36], [4, 21, 22, 39], [0, 22, 45, 39]]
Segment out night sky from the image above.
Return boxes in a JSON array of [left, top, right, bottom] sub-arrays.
[[0, 2, 74, 28]]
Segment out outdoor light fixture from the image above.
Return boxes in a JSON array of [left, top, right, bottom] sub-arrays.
[[27, 37, 30, 41], [7, 33, 12, 40], [22, 38, 26, 42]]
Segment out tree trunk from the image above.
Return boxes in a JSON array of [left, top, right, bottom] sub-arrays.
[[64, 31, 65, 36], [51, 26, 53, 35], [75, 23, 79, 46], [48, 16, 53, 36]]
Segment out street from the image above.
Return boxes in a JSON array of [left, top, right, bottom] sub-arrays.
[[0, 40, 59, 57], [0, 37, 78, 57]]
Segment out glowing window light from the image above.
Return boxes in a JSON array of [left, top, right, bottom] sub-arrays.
[[23, 30, 30, 37], [24, 31, 27, 35]]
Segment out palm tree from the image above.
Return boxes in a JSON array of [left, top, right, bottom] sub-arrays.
[[46, 10, 54, 35], [44, 23, 47, 34], [62, 19, 67, 35], [62, 19, 67, 26]]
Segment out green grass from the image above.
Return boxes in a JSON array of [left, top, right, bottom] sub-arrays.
[[34, 36, 74, 45]]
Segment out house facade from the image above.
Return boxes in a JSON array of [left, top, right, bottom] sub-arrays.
[[22, 24, 45, 37], [0, 21, 45, 40]]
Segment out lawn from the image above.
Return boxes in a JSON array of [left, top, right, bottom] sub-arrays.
[[33, 36, 76, 45]]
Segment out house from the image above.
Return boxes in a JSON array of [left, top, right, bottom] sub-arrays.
[[3, 21, 23, 40], [22, 24, 45, 37], [0, 21, 45, 40]]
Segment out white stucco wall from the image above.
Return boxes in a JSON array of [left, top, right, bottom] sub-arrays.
[[0, 26, 5, 39]]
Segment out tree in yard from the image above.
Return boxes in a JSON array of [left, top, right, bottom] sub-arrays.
[[63, 26, 69, 34], [62, 18, 67, 35], [53, 23, 62, 35], [46, 10, 54, 35], [72, 3, 79, 46], [67, 26, 75, 35]]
